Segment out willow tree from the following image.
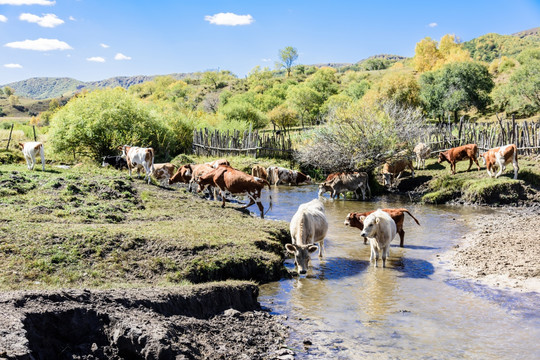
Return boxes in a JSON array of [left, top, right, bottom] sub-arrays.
[[278, 46, 299, 77]]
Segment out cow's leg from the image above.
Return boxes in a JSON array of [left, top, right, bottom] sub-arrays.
[[451, 162, 456, 175], [382, 246, 389, 268], [495, 160, 504, 178], [29, 153, 36, 170], [318, 239, 324, 258], [474, 157, 481, 171], [255, 200, 264, 219], [24, 155, 32, 170], [467, 158, 473, 171], [396, 171, 403, 180], [398, 229, 405, 247]]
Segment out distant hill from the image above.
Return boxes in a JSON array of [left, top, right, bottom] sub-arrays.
[[2, 73, 193, 100], [463, 30, 540, 62]]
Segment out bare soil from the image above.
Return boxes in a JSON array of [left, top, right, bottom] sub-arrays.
[[444, 208, 540, 292], [0, 283, 289, 359]]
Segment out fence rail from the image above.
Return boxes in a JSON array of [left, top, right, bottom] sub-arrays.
[[192, 128, 294, 159], [420, 117, 540, 155]]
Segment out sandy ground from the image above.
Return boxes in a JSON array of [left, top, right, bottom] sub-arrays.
[[443, 207, 540, 293]]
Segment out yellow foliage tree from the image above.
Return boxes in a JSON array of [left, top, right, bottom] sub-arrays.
[[414, 37, 442, 72]]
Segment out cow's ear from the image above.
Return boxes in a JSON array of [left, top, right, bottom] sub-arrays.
[[359, 216, 366, 222], [308, 245, 319, 253], [19, 143, 24, 149], [285, 244, 297, 254], [375, 217, 380, 224]]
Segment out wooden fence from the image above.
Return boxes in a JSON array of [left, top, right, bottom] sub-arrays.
[[192, 128, 294, 159], [1, 124, 38, 150], [419, 118, 540, 154]]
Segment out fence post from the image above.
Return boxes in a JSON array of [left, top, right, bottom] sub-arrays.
[[6, 123, 14, 150], [32, 125, 37, 141]]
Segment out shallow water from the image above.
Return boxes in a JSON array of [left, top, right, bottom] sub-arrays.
[[258, 185, 540, 359]]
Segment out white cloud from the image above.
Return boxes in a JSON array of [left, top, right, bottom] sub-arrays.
[[87, 56, 105, 63], [100, 43, 109, 48], [69, 16, 75, 21], [114, 53, 131, 60], [0, 15, 7, 22], [261, 58, 272, 62], [5, 38, 72, 51], [428, 22, 438, 28], [19, 13, 64, 28], [4, 63, 22, 68], [0, 0, 55, 5], [205, 12, 254, 26]]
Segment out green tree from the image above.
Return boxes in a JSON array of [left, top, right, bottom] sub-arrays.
[[305, 67, 339, 102], [499, 50, 540, 115], [278, 46, 299, 77], [3, 87, 13, 96], [287, 84, 323, 127], [219, 101, 268, 129], [419, 62, 494, 121], [267, 104, 298, 132], [345, 80, 371, 100], [49, 88, 185, 159]]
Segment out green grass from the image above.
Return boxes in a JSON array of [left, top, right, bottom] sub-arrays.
[[416, 157, 540, 205], [0, 163, 289, 290]]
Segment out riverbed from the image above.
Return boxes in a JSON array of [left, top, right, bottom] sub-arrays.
[[259, 185, 540, 359]]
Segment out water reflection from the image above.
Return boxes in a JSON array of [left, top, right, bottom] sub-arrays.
[[259, 185, 540, 359]]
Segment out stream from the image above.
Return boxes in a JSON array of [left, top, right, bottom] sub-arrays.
[[258, 185, 540, 359]]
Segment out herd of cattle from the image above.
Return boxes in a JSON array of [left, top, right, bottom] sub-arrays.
[[15, 140, 522, 272], [17, 140, 522, 271]]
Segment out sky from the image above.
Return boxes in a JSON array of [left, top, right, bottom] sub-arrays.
[[0, 0, 539, 84]]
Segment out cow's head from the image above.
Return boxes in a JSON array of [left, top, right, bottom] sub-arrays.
[[169, 164, 192, 185], [119, 145, 129, 159], [102, 156, 109, 167], [196, 172, 214, 193], [437, 152, 447, 164], [318, 183, 331, 197], [344, 213, 363, 229], [285, 243, 318, 275], [382, 173, 392, 186], [360, 214, 379, 238]]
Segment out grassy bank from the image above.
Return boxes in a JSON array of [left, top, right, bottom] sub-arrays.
[[395, 156, 540, 205], [0, 162, 289, 291]]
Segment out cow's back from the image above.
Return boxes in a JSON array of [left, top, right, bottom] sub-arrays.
[[290, 200, 328, 245]]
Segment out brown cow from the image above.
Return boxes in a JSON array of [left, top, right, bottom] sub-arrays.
[[251, 165, 268, 180], [438, 144, 480, 175], [382, 158, 415, 186], [344, 208, 420, 247], [481, 144, 519, 179], [197, 165, 272, 218], [151, 163, 176, 186]]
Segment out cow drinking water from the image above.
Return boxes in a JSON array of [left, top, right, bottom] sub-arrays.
[[286, 199, 329, 275]]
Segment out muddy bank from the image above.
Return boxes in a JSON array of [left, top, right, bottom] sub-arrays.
[[0, 282, 289, 359], [443, 208, 540, 293]]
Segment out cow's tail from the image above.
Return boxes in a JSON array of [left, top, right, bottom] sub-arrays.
[[38, 143, 45, 171], [399, 208, 420, 226]]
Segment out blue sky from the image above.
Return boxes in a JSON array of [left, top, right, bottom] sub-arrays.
[[0, 0, 539, 84]]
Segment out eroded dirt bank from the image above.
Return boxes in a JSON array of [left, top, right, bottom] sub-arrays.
[[0, 282, 289, 359], [444, 208, 540, 292]]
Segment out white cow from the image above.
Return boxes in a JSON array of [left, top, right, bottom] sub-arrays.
[[119, 145, 155, 184], [19, 142, 45, 171], [285, 199, 328, 275], [413, 142, 431, 170], [359, 209, 397, 268]]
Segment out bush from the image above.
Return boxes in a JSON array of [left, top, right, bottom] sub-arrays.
[[49, 88, 192, 160]]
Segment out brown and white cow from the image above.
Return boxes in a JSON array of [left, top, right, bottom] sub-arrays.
[[196, 165, 272, 218], [205, 158, 230, 168], [413, 142, 431, 170], [437, 144, 480, 175], [119, 145, 155, 184], [286, 199, 328, 275], [481, 144, 519, 179], [344, 208, 420, 247], [19, 142, 45, 171], [267, 166, 311, 186], [151, 163, 176, 186], [318, 172, 371, 200], [251, 165, 268, 180], [169, 163, 214, 192], [382, 158, 415, 187]]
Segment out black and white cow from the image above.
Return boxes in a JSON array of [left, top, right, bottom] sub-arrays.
[[102, 155, 128, 170]]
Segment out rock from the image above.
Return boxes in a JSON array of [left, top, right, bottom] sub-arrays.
[[223, 308, 241, 317]]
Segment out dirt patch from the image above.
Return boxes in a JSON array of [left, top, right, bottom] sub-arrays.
[[0, 283, 289, 359], [442, 208, 540, 292]]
